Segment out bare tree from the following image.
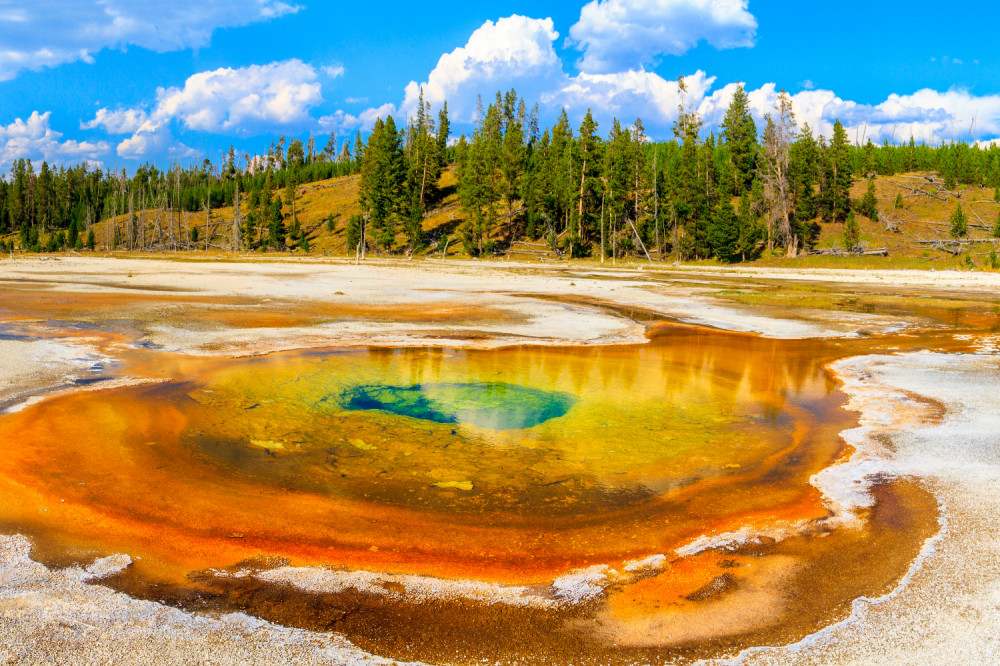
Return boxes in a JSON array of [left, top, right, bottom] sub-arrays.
[[759, 91, 797, 254]]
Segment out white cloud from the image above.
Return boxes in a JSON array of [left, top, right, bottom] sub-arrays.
[[81, 107, 149, 134], [0, 1, 300, 81], [0, 111, 109, 170], [696, 83, 1000, 146], [322, 64, 346, 78], [400, 15, 563, 122], [113, 60, 322, 158], [155, 60, 321, 132], [552, 69, 716, 129], [319, 103, 397, 134], [394, 14, 729, 135], [568, 0, 757, 73]]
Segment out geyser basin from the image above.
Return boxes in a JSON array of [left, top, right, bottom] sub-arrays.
[[0, 328, 939, 663], [339, 382, 577, 430]]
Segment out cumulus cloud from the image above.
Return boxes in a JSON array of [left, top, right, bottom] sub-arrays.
[[552, 69, 716, 128], [391, 14, 731, 135], [695, 83, 1000, 145], [708, 85, 996, 147], [109, 60, 322, 158], [400, 15, 563, 122], [0, 111, 109, 170], [568, 0, 757, 73], [154, 60, 321, 132], [397, 13, 1000, 147], [80, 107, 149, 134], [319, 103, 398, 134], [0, 0, 300, 81]]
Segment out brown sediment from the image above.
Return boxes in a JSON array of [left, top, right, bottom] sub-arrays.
[[46, 479, 933, 665]]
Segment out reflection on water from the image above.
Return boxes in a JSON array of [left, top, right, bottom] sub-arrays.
[[338, 382, 577, 430], [0, 328, 848, 571]]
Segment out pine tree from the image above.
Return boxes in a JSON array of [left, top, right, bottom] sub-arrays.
[[573, 109, 602, 256], [859, 178, 878, 220], [359, 116, 406, 252], [942, 148, 957, 190], [708, 201, 740, 262], [346, 214, 362, 255], [437, 102, 451, 167], [788, 123, 819, 223], [405, 188, 425, 252], [457, 101, 504, 255], [822, 120, 853, 223], [735, 193, 762, 261], [500, 92, 525, 240], [950, 204, 968, 238], [843, 210, 860, 249], [604, 119, 633, 261], [720, 83, 758, 192], [268, 195, 286, 249]]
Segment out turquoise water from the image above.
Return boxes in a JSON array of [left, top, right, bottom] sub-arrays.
[[338, 382, 578, 431]]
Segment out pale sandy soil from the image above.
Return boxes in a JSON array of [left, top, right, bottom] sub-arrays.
[[0, 535, 408, 666], [1, 255, 999, 664], [0, 257, 933, 356], [728, 352, 1000, 665]]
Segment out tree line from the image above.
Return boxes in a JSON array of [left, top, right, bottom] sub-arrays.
[[4, 80, 1000, 259]]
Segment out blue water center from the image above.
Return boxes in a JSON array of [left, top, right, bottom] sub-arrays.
[[339, 382, 577, 430]]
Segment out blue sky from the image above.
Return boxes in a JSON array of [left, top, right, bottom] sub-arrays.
[[2, 0, 999, 172]]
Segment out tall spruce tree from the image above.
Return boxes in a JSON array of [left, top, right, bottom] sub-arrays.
[[720, 84, 758, 193], [822, 120, 853, 223]]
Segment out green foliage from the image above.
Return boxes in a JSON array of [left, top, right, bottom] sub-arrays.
[[86, 228, 96, 250], [949, 204, 968, 238], [822, 120, 853, 223], [346, 214, 362, 254], [993, 209, 1000, 238], [894, 193, 904, 209], [859, 178, 879, 220], [405, 189, 426, 252], [789, 124, 818, 222], [189, 225, 199, 244], [359, 116, 405, 252], [5, 85, 1000, 265], [267, 195, 286, 249], [989, 250, 1000, 269], [843, 210, 861, 250], [708, 202, 740, 262], [963, 252, 975, 269], [720, 84, 757, 193]]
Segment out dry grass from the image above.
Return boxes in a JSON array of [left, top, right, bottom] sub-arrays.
[[802, 172, 1000, 270], [6, 169, 1000, 271]]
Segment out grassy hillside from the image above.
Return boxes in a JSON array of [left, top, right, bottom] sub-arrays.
[[7, 168, 1000, 270]]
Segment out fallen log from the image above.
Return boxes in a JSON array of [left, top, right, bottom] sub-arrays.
[[891, 181, 947, 201]]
